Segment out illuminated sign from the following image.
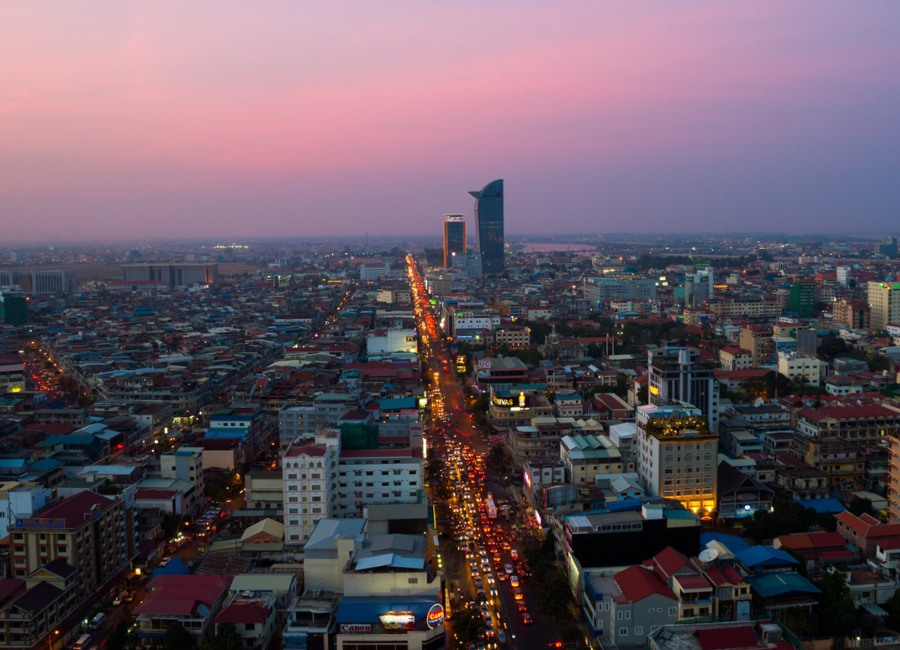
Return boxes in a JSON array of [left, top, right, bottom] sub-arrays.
[[649, 385, 659, 396], [477, 359, 492, 370], [339, 623, 373, 633], [492, 396, 515, 407], [426, 603, 445, 629], [456, 355, 466, 365], [379, 611, 415, 631]]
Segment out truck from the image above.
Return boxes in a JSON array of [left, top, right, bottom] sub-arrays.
[[485, 497, 497, 519]]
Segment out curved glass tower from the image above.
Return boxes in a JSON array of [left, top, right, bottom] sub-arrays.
[[469, 179, 504, 276]]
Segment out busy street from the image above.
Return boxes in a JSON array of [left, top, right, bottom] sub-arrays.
[[407, 255, 565, 650]]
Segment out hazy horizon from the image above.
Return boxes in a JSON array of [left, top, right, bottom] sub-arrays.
[[2, 2, 900, 243]]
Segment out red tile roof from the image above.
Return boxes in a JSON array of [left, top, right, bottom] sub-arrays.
[[215, 602, 271, 625], [134, 574, 233, 617], [33, 491, 116, 528], [652, 546, 690, 578], [675, 573, 712, 591], [614, 565, 676, 603], [799, 404, 900, 422], [697, 625, 758, 650], [286, 445, 326, 457], [836, 510, 900, 539]]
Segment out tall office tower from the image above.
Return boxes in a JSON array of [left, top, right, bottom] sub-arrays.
[[443, 214, 466, 269], [684, 267, 714, 308], [788, 280, 816, 316], [636, 403, 718, 518], [469, 179, 505, 276], [867, 281, 900, 329], [648, 347, 719, 434]]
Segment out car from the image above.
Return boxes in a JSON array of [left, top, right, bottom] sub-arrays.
[[158, 556, 171, 567], [510, 549, 518, 560], [503, 563, 514, 575], [112, 592, 124, 606], [513, 587, 524, 601], [509, 575, 519, 587], [522, 612, 533, 624], [516, 602, 527, 612]]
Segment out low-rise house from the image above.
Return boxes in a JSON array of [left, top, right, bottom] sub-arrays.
[[133, 574, 233, 646]]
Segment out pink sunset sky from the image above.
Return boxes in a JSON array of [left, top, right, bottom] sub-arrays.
[[1, 2, 899, 242]]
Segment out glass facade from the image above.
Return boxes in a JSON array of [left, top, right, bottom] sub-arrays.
[[469, 179, 504, 276], [443, 215, 466, 268]]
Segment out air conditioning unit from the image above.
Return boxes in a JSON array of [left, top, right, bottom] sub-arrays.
[[759, 623, 782, 643]]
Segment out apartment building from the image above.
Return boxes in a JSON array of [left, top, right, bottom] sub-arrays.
[[282, 441, 338, 545], [867, 281, 900, 330], [9, 491, 133, 600], [739, 325, 775, 368], [636, 404, 718, 518]]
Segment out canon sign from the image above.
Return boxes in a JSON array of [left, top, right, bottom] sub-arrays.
[[339, 623, 372, 633]]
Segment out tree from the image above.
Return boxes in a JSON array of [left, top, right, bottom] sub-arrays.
[[886, 585, 900, 631], [815, 571, 858, 642], [848, 497, 874, 517], [164, 621, 195, 650], [105, 619, 130, 650], [451, 606, 483, 644], [201, 623, 242, 650]]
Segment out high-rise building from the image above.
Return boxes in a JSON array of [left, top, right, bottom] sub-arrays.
[[788, 280, 815, 316], [648, 347, 720, 434], [636, 404, 717, 518], [443, 214, 466, 269], [283, 438, 338, 545], [867, 281, 900, 330], [470, 179, 504, 276], [684, 268, 714, 309]]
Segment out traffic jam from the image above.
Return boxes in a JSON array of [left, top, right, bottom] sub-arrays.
[[407, 254, 550, 649]]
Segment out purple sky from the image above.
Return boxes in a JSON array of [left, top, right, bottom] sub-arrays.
[[2, 2, 899, 242]]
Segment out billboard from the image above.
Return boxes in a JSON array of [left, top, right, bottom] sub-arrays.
[[379, 611, 416, 631]]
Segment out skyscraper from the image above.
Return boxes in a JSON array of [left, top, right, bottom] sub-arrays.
[[469, 179, 504, 276], [443, 214, 466, 269]]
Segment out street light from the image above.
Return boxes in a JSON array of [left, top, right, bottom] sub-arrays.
[[48, 629, 59, 650]]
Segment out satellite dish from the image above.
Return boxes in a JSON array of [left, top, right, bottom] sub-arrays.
[[698, 549, 718, 564]]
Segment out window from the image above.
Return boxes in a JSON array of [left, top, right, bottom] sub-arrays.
[[634, 626, 643, 635], [668, 607, 677, 616], [618, 627, 628, 637]]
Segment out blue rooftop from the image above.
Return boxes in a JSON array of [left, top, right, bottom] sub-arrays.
[[700, 532, 751, 554], [736, 545, 799, 569], [796, 497, 845, 514], [746, 572, 819, 599]]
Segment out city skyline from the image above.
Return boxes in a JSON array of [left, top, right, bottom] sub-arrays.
[[2, 2, 900, 243]]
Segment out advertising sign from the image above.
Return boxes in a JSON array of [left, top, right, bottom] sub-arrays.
[[477, 359, 492, 370], [426, 603, 445, 629], [379, 611, 416, 631], [339, 623, 373, 633]]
